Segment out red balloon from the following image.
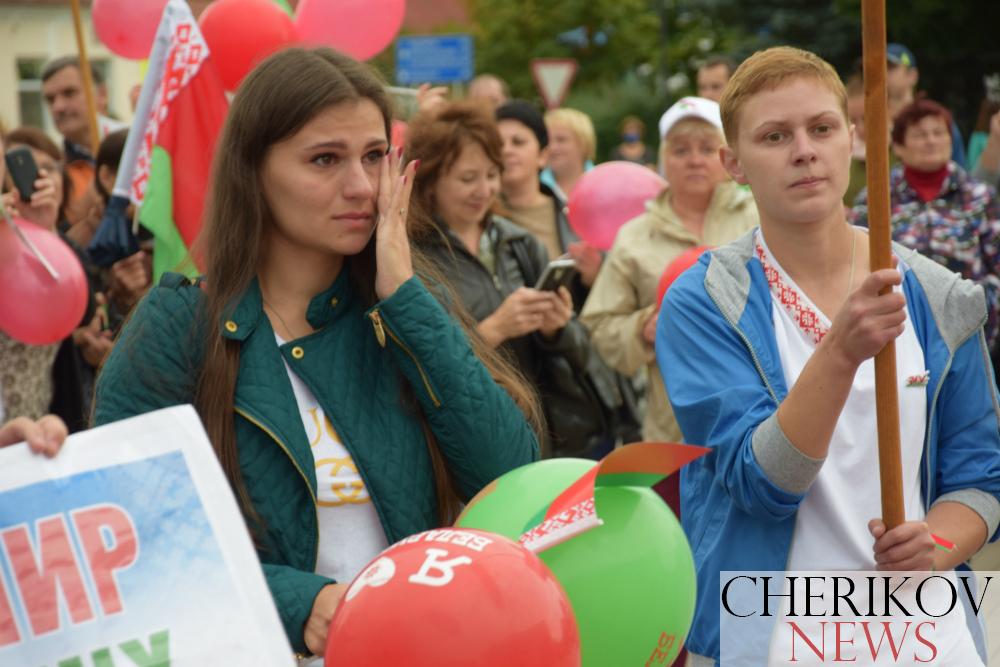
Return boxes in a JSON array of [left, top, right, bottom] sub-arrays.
[[295, 0, 406, 61], [566, 161, 666, 251], [92, 0, 169, 59], [326, 528, 580, 667], [657, 246, 710, 306], [0, 220, 88, 346], [199, 0, 297, 91]]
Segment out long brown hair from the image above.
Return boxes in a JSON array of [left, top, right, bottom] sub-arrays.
[[197, 47, 540, 527]]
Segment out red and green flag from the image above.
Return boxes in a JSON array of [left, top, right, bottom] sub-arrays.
[[119, 0, 228, 279], [519, 442, 710, 552]]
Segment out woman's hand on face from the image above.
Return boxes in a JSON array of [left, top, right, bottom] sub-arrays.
[[824, 265, 906, 369], [374, 147, 418, 301], [479, 287, 554, 345], [566, 241, 602, 287], [303, 583, 348, 656], [2, 169, 59, 230], [538, 286, 573, 339], [0, 415, 68, 457]]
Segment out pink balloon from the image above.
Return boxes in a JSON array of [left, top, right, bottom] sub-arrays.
[[92, 0, 169, 60], [566, 162, 667, 251], [295, 0, 407, 61], [0, 220, 88, 346]]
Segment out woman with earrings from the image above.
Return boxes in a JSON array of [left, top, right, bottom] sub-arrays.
[[93, 48, 540, 660]]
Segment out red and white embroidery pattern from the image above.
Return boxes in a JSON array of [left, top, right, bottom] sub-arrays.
[[519, 498, 601, 553], [755, 238, 829, 345]]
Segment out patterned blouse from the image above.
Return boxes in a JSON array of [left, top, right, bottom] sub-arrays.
[[0, 332, 58, 420], [850, 162, 1000, 347]]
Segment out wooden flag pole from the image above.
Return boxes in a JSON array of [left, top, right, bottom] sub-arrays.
[[861, 0, 905, 529], [69, 0, 102, 155]]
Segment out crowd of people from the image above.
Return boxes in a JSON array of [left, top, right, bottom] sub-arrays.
[[3, 39, 1000, 667]]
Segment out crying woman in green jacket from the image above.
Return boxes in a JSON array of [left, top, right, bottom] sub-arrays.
[[93, 47, 541, 658]]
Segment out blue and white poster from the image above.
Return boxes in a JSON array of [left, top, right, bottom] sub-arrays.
[[0, 405, 294, 666]]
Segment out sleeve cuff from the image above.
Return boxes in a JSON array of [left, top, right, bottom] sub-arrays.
[[933, 489, 1000, 542], [636, 304, 657, 362], [751, 413, 825, 494]]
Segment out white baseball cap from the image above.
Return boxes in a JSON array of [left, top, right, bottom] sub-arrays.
[[658, 96, 723, 139]]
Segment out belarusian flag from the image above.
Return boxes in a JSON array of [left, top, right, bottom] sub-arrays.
[[114, 0, 228, 279]]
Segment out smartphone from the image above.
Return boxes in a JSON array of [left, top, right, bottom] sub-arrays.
[[5, 147, 40, 202], [535, 258, 578, 292]]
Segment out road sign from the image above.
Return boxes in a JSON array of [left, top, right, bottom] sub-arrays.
[[531, 58, 578, 109], [396, 34, 474, 85]]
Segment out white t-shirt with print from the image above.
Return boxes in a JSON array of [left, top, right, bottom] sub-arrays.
[[276, 335, 388, 585]]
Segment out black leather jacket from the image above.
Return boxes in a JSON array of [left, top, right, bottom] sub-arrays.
[[418, 215, 636, 456], [540, 183, 592, 312]]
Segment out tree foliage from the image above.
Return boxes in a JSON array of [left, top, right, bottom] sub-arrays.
[[468, 0, 1000, 151], [471, 0, 661, 98]]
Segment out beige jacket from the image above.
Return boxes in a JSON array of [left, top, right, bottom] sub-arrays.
[[579, 181, 759, 442]]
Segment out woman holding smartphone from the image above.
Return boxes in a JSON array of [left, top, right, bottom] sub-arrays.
[[407, 101, 623, 457], [3, 126, 108, 431], [93, 48, 539, 660], [1, 130, 95, 426]]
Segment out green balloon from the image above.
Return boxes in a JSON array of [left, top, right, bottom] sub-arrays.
[[458, 461, 696, 667], [457, 458, 595, 538], [541, 486, 695, 666]]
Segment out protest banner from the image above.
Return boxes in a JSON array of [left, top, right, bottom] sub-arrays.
[[0, 405, 294, 666]]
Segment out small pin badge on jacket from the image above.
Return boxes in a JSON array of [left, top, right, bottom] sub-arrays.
[[906, 370, 930, 387]]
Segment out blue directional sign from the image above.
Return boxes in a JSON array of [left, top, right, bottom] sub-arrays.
[[396, 34, 474, 85]]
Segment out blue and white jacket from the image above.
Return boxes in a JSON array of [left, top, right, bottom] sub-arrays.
[[656, 231, 1000, 665]]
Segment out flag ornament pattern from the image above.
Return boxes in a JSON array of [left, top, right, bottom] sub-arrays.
[[518, 442, 710, 553], [126, 0, 229, 279], [932, 533, 957, 553], [131, 22, 208, 208]]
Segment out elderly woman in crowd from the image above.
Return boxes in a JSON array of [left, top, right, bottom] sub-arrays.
[[851, 98, 1000, 353], [580, 97, 758, 444]]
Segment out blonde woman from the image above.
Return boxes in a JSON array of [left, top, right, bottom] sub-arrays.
[[541, 107, 596, 202]]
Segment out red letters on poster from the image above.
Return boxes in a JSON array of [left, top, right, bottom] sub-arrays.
[[0, 504, 138, 647]]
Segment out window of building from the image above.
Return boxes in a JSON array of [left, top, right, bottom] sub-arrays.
[[17, 58, 49, 132]]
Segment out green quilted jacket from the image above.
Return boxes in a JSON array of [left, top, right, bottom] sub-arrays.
[[93, 271, 539, 653]]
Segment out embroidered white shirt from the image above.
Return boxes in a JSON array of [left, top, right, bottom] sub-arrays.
[[756, 230, 980, 666]]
